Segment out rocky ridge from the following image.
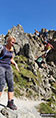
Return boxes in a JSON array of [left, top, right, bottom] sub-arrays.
[[0, 24, 56, 117]]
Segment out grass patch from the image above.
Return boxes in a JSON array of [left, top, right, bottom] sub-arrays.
[[52, 82, 56, 89], [11, 55, 43, 98], [14, 55, 27, 63], [26, 90, 33, 98], [14, 87, 24, 97], [38, 102, 55, 114]]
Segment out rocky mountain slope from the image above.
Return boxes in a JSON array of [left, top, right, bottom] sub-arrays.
[[0, 24, 56, 117]]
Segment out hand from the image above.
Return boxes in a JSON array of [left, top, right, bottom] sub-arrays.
[[15, 64, 20, 72], [16, 67, 20, 72]]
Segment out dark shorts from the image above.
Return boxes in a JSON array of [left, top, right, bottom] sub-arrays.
[[0, 66, 14, 92]]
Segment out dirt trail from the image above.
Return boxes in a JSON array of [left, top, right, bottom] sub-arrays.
[[0, 91, 42, 118]]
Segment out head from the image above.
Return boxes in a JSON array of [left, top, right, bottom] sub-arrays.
[[35, 29, 39, 33], [6, 35, 16, 46]]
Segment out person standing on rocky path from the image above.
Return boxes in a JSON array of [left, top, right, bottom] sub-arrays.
[[0, 35, 19, 110]]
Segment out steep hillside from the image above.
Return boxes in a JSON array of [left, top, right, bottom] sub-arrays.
[[0, 24, 56, 115]]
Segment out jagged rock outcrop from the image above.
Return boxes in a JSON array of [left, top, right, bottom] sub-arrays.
[[0, 34, 5, 44], [5, 24, 45, 60], [0, 25, 56, 99], [0, 24, 56, 116]]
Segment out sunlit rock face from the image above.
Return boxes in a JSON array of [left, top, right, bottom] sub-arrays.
[[0, 25, 56, 116]]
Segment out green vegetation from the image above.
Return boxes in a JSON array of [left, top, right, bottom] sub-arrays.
[[37, 95, 56, 117], [38, 102, 55, 114], [14, 87, 24, 97], [26, 90, 33, 98], [11, 55, 56, 113], [52, 82, 56, 89], [11, 55, 42, 98]]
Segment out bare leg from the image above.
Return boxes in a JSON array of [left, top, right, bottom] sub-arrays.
[[8, 92, 14, 101], [0, 92, 2, 97], [7, 92, 17, 110]]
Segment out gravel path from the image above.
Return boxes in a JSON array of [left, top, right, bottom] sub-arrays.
[[0, 91, 42, 118]]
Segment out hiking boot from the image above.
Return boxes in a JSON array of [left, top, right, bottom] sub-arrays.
[[7, 99, 17, 110]]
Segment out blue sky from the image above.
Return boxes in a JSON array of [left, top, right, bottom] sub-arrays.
[[0, 0, 56, 35]]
